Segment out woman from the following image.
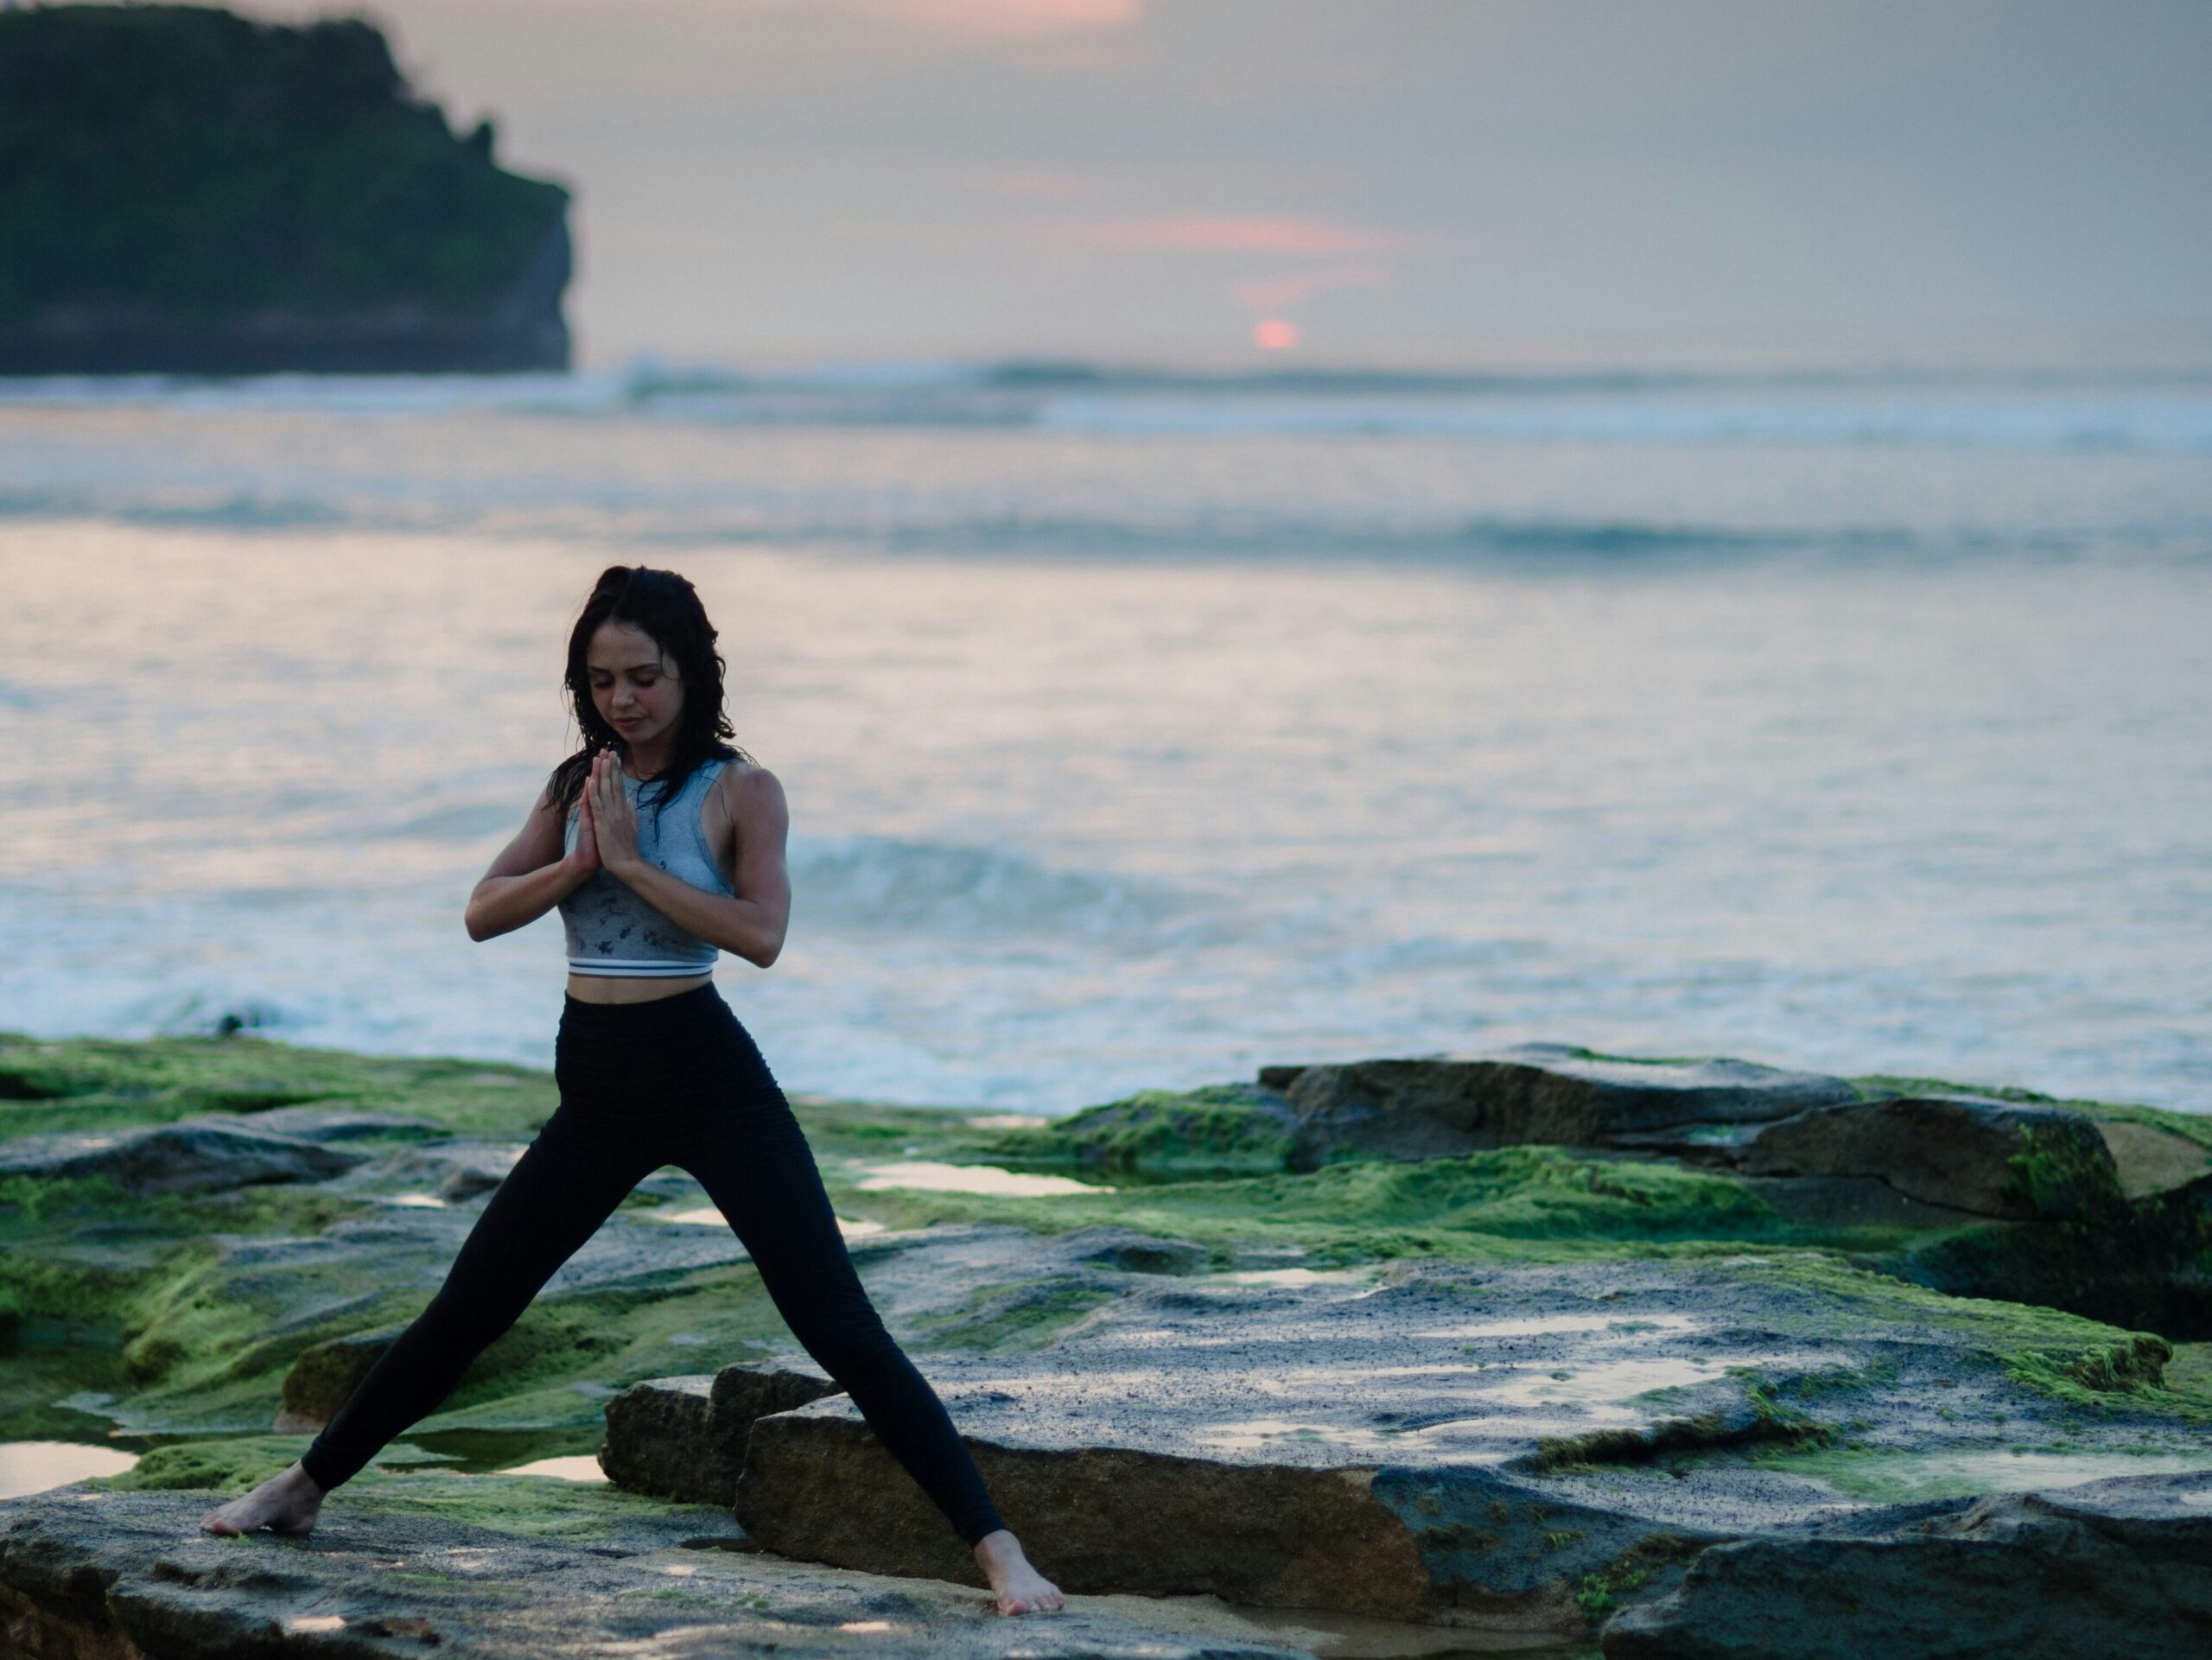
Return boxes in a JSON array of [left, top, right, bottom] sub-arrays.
[[202, 565, 1063, 1617]]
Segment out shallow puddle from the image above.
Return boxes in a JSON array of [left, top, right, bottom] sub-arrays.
[[489, 1455, 607, 1482], [1123, 1591, 1575, 1658], [652, 1205, 883, 1237], [1785, 1447, 2212, 1502], [0, 1441, 138, 1499], [852, 1161, 1114, 1197], [1194, 1417, 1407, 1455], [385, 1193, 448, 1208], [1217, 1268, 1379, 1288], [1471, 1356, 1732, 1420], [1417, 1313, 1702, 1342], [376, 1428, 601, 1475], [649, 1205, 725, 1225]]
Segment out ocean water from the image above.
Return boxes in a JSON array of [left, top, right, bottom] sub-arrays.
[[2, 364, 2207, 1112]]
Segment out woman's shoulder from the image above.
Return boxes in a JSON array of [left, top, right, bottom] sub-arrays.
[[713, 756, 786, 815]]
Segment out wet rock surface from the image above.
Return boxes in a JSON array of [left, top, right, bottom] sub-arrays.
[[2096, 1119, 2212, 1199], [601, 1360, 843, 1508], [712, 1356, 846, 1427], [207, 1105, 451, 1144], [321, 1137, 529, 1204], [1602, 1472, 2212, 1660], [1060, 1224, 1212, 1276], [276, 1329, 405, 1434], [1004, 1047, 2212, 1337], [1279, 1046, 1861, 1167], [725, 1253, 2211, 1632], [1733, 1095, 2120, 1220], [7, 1028, 2212, 1657], [35, 1191, 760, 1438], [0, 1118, 369, 1195], [0, 1487, 1311, 1660]]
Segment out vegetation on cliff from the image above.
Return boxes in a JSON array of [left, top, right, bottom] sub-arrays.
[[0, 4, 571, 371]]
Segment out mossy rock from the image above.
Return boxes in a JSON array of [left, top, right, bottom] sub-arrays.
[[985, 1084, 1296, 1176]]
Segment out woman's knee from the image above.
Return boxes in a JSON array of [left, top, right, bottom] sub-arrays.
[[790, 1302, 906, 1383], [415, 1268, 537, 1348]]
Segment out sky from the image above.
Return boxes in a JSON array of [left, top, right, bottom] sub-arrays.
[[240, 0, 2212, 371]]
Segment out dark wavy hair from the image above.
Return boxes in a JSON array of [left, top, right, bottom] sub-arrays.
[[545, 565, 749, 828]]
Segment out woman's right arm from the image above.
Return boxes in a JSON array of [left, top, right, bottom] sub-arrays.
[[464, 783, 598, 942]]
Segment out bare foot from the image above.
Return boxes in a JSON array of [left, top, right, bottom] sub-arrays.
[[973, 1528, 1061, 1615], [200, 1461, 325, 1538]]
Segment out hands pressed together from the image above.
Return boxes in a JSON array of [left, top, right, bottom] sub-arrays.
[[574, 747, 641, 877]]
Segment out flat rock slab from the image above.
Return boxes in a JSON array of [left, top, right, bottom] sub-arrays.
[[1279, 1046, 1860, 1166], [200, 1105, 452, 1144], [2096, 1119, 2212, 1199], [51, 1213, 1128, 1439], [0, 1487, 1310, 1660], [594, 1226, 1227, 1504], [322, 1139, 530, 1203], [1603, 1472, 2212, 1660], [0, 1119, 370, 1195], [726, 1257, 2207, 1633], [60, 1205, 758, 1436], [1734, 1096, 2120, 1219], [601, 1360, 843, 1508]]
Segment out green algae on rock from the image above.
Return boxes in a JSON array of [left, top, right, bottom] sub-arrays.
[[988, 1084, 1298, 1177], [0, 1028, 554, 1142], [986, 1054, 2212, 1338], [720, 1254, 2212, 1630], [5, 1025, 2212, 1657]]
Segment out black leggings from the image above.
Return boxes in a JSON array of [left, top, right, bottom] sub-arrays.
[[298, 983, 1007, 1546]]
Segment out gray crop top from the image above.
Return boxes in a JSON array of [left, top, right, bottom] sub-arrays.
[[559, 758, 736, 977]]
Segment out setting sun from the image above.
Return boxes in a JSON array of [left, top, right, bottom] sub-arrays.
[[1252, 317, 1299, 350]]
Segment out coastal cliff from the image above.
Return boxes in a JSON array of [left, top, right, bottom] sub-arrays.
[[0, 4, 571, 374]]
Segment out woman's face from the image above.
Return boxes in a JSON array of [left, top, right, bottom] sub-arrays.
[[586, 620, 684, 747]]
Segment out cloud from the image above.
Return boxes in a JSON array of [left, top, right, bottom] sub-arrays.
[[978, 168, 1090, 200], [1048, 216, 1407, 254], [1231, 264, 1394, 311], [407, 0, 1143, 25], [800, 0, 1144, 38]]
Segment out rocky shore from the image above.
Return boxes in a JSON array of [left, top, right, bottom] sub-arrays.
[[2, 1029, 2209, 1657]]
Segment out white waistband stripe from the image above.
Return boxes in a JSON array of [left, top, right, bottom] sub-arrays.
[[567, 957, 718, 977]]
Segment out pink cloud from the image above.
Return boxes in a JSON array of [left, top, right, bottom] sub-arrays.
[[1052, 215, 1406, 254]]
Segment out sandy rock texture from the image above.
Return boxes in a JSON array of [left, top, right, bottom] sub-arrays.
[[0, 1486, 1311, 1660], [697, 1255, 2204, 1636]]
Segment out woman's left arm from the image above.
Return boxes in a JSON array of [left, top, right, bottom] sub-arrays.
[[593, 756, 791, 968]]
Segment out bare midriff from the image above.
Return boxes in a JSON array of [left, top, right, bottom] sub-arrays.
[[563, 971, 712, 1004]]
